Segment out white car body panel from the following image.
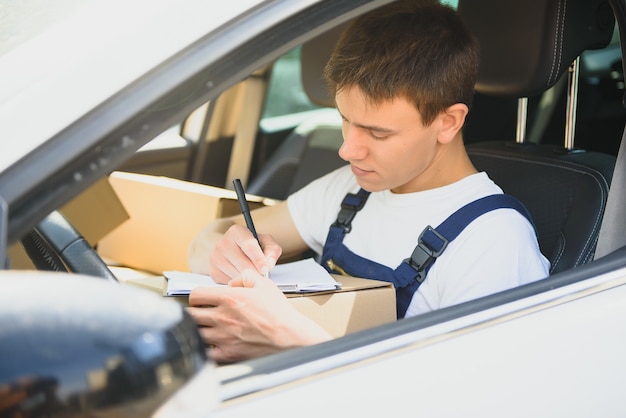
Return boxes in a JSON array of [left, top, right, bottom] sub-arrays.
[[204, 268, 626, 417]]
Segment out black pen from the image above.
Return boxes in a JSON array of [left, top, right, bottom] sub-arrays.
[[233, 178, 260, 244], [233, 179, 269, 278]]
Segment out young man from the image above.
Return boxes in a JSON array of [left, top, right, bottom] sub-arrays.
[[187, 0, 550, 364]]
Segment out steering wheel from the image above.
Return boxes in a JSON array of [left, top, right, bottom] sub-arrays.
[[21, 211, 118, 281]]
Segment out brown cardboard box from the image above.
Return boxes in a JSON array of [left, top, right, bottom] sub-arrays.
[[61, 176, 130, 246], [97, 172, 274, 274], [285, 275, 396, 337], [122, 273, 396, 337]]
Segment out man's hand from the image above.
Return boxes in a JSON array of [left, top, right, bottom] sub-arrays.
[[187, 269, 332, 364], [188, 201, 309, 282], [207, 225, 282, 283]]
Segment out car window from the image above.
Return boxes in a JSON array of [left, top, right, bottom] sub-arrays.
[[441, 0, 458, 7], [260, 46, 322, 128]]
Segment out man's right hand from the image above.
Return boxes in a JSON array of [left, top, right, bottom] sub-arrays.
[[207, 224, 282, 283], [188, 200, 308, 281]]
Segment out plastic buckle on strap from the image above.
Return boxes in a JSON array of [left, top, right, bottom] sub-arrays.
[[404, 226, 449, 282], [333, 191, 369, 233]]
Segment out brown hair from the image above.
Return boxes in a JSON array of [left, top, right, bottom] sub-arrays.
[[324, 0, 479, 126]]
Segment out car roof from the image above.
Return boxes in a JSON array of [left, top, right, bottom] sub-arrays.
[[0, 0, 264, 173]]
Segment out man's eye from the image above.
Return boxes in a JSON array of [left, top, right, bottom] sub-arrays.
[[370, 131, 388, 140]]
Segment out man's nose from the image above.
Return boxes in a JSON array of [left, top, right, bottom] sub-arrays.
[[338, 126, 367, 161]]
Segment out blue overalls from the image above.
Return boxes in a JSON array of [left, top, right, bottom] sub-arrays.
[[320, 189, 536, 319]]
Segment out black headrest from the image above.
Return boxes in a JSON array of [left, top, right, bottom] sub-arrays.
[[301, 23, 349, 108], [457, 0, 615, 97]]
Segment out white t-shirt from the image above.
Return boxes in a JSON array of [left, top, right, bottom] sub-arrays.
[[287, 165, 550, 317]]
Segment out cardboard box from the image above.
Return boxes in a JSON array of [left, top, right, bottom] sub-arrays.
[[62, 176, 130, 246], [122, 274, 396, 337], [97, 172, 274, 274], [285, 275, 396, 337]]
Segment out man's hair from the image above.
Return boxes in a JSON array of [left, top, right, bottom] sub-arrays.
[[324, 0, 480, 126]]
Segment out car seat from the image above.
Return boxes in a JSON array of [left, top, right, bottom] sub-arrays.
[[248, 0, 617, 274], [246, 108, 345, 199], [459, 0, 616, 273]]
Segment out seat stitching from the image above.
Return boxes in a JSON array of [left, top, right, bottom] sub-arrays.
[[549, 0, 567, 86], [550, 233, 566, 273]]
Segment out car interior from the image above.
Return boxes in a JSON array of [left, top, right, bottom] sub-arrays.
[[13, 0, 626, 358], [13, 0, 623, 293]]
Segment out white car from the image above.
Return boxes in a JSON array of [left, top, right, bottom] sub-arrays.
[[1, 0, 626, 417]]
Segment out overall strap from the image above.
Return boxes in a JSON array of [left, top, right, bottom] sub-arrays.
[[332, 188, 371, 233], [404, 193, 535, 284], [394, 193, 534, 318], [321, 188, 371, 274], [321, 192, 535, 319]]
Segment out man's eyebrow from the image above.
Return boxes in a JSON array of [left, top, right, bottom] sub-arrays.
[[337, 110, 396, 133]]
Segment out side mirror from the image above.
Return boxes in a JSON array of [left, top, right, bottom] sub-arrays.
[[0, 272, 214, 417]]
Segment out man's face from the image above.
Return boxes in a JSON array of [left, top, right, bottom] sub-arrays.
[[335, 85, 444, 194]]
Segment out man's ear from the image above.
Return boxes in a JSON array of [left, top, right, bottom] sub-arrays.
[[437, 103, 469, 144]]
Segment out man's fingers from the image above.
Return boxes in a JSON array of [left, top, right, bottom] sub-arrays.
[[209, 225, 282, 282], [238, 235, 268, 274], [188, 286, 228, 308], [194, 323, 238, 364], [217, 224, 268, 276], [208, 251, 240, 283], [229, 269, 265, 288], [258, 234, 282, 268]]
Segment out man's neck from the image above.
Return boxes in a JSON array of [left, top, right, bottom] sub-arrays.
[[391, 139, 477, 194]]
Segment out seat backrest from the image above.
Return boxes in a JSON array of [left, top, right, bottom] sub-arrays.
[[459, 0, 615, 97], [247, 109, 345, 199], [458, 0, 616, 272], [467, 142, 614, 273]]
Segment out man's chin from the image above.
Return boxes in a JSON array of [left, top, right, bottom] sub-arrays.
[[354, 178, 386, 193]]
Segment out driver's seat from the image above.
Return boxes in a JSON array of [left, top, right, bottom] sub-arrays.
[[459, 0, 616, 273]]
